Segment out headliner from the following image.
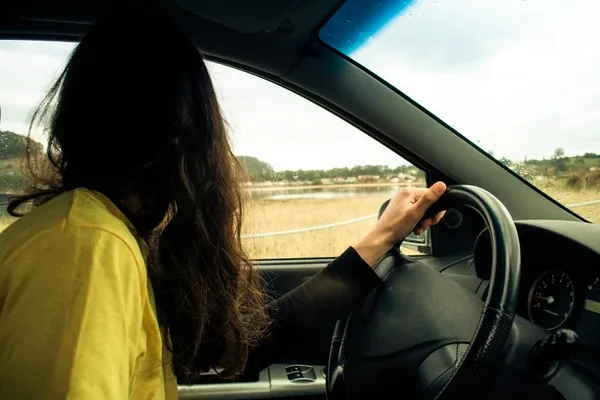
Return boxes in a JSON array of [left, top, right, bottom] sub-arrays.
[[0, 0, 342, 76]]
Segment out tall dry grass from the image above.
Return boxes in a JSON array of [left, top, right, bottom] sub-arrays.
[[564, 170, 600, 191], [242, 195, 392, 259]]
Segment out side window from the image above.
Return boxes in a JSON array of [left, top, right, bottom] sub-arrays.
[[0, 133, 27, 232], [0, 40, 429, 257], [208, 63, 429, 259], [1, 41, 72, 232]]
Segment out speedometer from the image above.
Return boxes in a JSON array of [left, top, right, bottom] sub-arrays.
[[528, 270, 575, 330]]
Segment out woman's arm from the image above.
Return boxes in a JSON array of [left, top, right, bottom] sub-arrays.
[[245, 182, 448, 374], [245, 246, 380, 374]]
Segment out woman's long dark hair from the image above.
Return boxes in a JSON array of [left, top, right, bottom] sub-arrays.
[[8, 11, 270, 381]]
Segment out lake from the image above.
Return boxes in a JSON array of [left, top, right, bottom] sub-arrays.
[[247, 185, 403, 201]]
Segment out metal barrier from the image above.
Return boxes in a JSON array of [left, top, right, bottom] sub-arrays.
[[565, 199, 600, 208], [242, 199, 600, 239], [243, 214, 378, 239]]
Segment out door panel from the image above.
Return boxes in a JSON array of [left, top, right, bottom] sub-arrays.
[[260, 261, 331, 298], [178, 261, 331, 400], [260, 262, 336, 369], [179, 364, 327, 400], [177, 253, 476, 399]]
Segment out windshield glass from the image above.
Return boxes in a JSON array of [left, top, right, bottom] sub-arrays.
[[321, 0, 600, 222]]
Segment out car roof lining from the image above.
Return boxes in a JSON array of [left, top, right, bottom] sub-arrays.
[[0, 0, 340, 76], [175, 0, 299, 34]]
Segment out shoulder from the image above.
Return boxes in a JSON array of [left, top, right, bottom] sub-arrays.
[[0, 189, 145, 281]]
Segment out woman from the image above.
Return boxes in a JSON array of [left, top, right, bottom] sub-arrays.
[[0, 10, 446, 399]]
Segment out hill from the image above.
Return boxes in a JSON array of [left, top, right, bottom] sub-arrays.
[[0, 131, 45, 194], [0, 130, 43, 160]]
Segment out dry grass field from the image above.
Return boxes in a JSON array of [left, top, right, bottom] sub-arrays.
[[242, 193, 393, 259], [1, 182, 599, 260], [544, 186, 600, 222]]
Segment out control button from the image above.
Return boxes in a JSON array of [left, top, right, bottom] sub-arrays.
[[285, 366, 301, 373], [287, 372, 303, 381]]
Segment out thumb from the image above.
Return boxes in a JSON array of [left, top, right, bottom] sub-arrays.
[[415, 181, 447, 212]]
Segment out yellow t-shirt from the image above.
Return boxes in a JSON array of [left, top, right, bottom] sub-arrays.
[[0, 188, 178, 399]]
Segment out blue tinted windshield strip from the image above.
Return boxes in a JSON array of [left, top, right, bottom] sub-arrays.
[[319, 0, 416, 55]]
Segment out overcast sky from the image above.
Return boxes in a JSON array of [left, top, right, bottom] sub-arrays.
[[1, 0, 599, 171]]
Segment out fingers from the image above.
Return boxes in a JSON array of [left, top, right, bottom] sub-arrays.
[[414, 210, 446, 236], [414, 218, 432, 236], [432, 210, 446, 224], [414, 181, 446, 210]]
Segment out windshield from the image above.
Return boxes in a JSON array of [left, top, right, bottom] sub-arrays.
[[321, 0, 600, 223]]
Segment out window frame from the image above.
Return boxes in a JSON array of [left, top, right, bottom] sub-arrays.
[[204, 59, 435, 260]]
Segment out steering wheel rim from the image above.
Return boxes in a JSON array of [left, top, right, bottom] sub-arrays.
[[326, 184, 521, 400]]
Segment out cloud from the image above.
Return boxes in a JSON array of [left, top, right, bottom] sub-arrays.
[[353, 0, 600, 160]]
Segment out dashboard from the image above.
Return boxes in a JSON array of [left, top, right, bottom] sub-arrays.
[[472, 220, 600, 363]]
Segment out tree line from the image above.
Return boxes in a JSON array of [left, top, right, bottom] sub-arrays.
[[238, 148, 600, 183], [236, 156, 424, 183]]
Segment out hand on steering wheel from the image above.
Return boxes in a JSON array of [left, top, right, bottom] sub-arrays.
[[327, 185, 520, 400], [354, 182, 447, 267]]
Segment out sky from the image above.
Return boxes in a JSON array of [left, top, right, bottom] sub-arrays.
[[350, 0, 600, 162], [1, 0, 599, 171]]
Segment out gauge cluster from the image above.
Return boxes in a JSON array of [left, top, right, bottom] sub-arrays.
[[524, 270, 600, 330], [523, 270, 600, 337], [517, 264, 600, 360], [527, 270, 575, 330], [472, 220, 600, 357]]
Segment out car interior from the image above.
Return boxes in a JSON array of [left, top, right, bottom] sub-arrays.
[[2, 0, 600, 399]]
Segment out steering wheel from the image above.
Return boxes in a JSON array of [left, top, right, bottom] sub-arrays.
[[326, 185, 521, 400]]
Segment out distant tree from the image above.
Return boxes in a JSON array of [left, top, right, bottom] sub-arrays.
[[551, 148, 567, 173], [236, 156, 274, 181], [552, 148, 565, 159]]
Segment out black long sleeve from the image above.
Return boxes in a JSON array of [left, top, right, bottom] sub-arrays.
[[246, 247, 381, 374]]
